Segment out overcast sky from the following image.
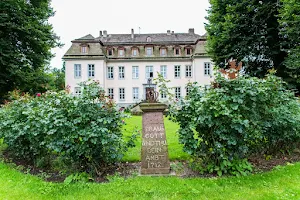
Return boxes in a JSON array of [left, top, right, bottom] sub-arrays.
[[49, 0, 210, 69]]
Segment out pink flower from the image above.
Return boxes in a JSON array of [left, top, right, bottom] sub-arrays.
[[36, 93, 41, 97]]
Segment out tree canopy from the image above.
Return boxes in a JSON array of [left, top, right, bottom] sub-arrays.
[[0, 0, 61, 103], [206, 0, 300, 93]]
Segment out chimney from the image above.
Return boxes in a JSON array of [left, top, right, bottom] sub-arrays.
[[171, 31, 174, 35], [99, 31, 103, 37], [188, 28, 194, 34], [167, 30, 171, 35], [103, 30, 107, 37], [131, 28, 134, 39]]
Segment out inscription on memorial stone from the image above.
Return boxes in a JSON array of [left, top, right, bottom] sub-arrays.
[[140, 103, 170, 174]]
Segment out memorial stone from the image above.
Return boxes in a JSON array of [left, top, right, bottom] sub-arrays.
[[140, 103, 170, 174]]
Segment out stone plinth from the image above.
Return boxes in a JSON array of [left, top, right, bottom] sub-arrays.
[[140, 103, 170, 175]]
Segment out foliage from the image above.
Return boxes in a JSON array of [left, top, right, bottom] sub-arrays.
[[169, 73, 300, 175], [205, 0, 299, 92], [279, 0, 300, 92], [47, 62, 65, 91], [0, 0, 61, 103], [64, 172, 92, 184], [0, 81, 137, 173]]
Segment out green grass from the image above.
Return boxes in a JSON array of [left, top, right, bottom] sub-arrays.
[[122, 116, 190, 162], [0, 161, 299, 199]]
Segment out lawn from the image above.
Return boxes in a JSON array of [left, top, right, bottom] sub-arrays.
[[122, 115, 190, 162], [0, 161, 299, 199]]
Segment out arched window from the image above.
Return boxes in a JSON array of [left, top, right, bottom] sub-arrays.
[[146, 37, 151, 42]]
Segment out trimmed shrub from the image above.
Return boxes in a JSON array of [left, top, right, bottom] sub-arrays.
[[169, 73, 300, 176], [0, 81, 137, 173]]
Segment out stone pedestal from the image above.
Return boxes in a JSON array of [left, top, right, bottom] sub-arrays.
[[140, 103, 170, 175]]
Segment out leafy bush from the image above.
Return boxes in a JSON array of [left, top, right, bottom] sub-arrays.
[[0, 81, 137, 173], [170, 73, 300, 175]]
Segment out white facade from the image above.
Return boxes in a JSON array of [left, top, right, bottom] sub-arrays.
[[64, 29, 214, 107]]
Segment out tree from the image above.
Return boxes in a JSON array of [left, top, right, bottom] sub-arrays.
[[0, 0, 61, 103], [205, 0, 299, 92], [279, 0, 300, 92], [47, 63, 65, 91]]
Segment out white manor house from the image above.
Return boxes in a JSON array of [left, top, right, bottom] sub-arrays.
[[63, 28, 214, 107]]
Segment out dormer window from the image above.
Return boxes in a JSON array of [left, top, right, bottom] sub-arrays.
[[132, 47, 139, 56], [146, 37, 151, 42], [107, 48, 113, 56], [146, 47, 153, 56], [160, 48, 167, 56], [185, 46, 193, 55], [118, 49, 124, 57], [81, 46, 88, 53], [174, 47, 181, 56], [118, 47, 125, 57]]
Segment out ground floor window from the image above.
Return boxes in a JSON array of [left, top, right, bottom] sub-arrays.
[[175, 87, 181, 99], [119, 88, 125, 100]]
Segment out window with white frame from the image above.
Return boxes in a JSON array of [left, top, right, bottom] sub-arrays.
[[119, 88, 125, 100], [132, 66, 139, 79], [108, 88, 114, 99], [88, 64, 95, 78], [175, 87, 181, 99], [174, 65, 181, 78], [204, 62, 211, 75], [74, 64, 81, 78], [146, 47, 153, 56], [160, 65, 167, 78], [107, 66, 114, 79], [185, 65, 192, 77], [146, 66, 153, 78], [119, 66, 125, 79], [133, 87, 139, 100], [74, 87, 81, 95], [160, 90, 167, 99]]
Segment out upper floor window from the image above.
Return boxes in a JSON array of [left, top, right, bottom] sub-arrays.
[[119, 66, 125, 79], [146, 66, 153, 78], [174, 65, 181, 78], [74, 64, 81, 78], [186, 48, 192, 55], [118, 49, 124, 57], [132, 66, 139, 79], [107, 66, 114, 79], [88, 64, 95, 78], [186, 65, 192, 77], [160, 65, 167, 78], [81, 46, 87, 53], [174, 47, 181, 56], [204, 62, 211, 75], [107, 48, 113, 56], [108, 88, 114, 99], [132, 48, 138, 56], [160, 48, 167, 56], [146, 47, 153, 56], [146, 37, 151, 42]]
